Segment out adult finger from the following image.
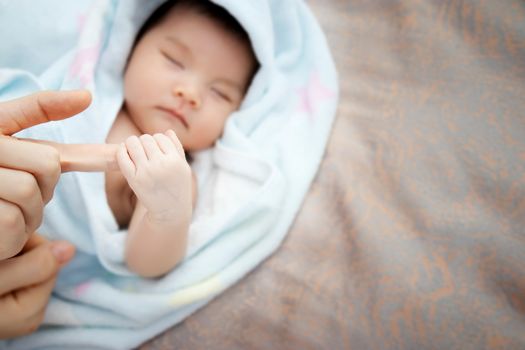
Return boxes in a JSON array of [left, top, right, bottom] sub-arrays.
[[56, 142, 119, 173], [20, 232, 47, 253], [0, 237, 68, 339], [0, 242, 56, 296], [13, 271, 56, 321], [0, 295, 46, 339], [0, 239, 74, 296], [0, 90, 92, 136], [20, 234, 75, 266], [17, 138, 119, 174], [0, 137, 60, 204], [0, 167, 44, 234], [0, 199, 26, 260], [0, 294, 49, 339]]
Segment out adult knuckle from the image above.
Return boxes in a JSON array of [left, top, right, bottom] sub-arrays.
[[0, 237, 24, 260], [40, 146, 61, 176], [15, 172, 39, 201], [0, 217, 25, 259], [28, 216, 44, 238], [0, 223, 26, 260], [0, 204, 23, 231]]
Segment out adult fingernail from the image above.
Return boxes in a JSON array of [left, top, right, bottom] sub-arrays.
[[50, 242, 75, 264]]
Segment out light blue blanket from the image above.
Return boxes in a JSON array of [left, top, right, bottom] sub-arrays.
[[0, 0, 338, 348]]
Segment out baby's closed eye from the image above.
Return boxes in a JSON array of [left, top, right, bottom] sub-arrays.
[[210, 87, 232, 102], [161, 50, 184, 69]]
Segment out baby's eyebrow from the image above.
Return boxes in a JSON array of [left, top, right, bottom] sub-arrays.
[[165, 36, 191, 57]]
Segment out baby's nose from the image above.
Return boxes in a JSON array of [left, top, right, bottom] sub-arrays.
[[173, 86, 201, 109]]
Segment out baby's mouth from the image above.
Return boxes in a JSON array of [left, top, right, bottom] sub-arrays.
[[156, 106, 189, 129]]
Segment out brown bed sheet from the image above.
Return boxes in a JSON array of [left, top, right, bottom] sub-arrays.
[[141, 0, 525, 349]]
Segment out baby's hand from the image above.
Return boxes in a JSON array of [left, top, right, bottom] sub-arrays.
[[117, 130, 192, 221]]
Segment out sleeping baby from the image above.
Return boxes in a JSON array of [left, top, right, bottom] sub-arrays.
[[0, 0, 339, 347], [51, 0, 258, 278], [108, 0, 258, 277]]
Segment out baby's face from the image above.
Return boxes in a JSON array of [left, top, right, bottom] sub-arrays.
[[124, 5, 256, 151]]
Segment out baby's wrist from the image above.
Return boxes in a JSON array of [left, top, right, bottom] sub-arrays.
[[145, 207, 191, 226], [146, 209, 177, 223]]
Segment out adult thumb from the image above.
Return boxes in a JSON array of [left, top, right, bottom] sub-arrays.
[[49, 241, 76, 266], [0, 90, 92, 136]]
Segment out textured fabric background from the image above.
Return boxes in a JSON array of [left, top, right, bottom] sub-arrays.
[[141, 0, 525, 349]]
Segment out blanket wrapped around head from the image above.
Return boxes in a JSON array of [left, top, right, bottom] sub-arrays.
[[0, 0, 338, 348]]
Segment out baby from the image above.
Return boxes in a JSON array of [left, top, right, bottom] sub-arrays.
[[104, 0, 258, 277]]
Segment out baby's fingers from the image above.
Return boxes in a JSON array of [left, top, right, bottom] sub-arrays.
[[153, 133, 177, 155], [117, 143, 135, 179], [164, 130, 185, 158], [139, 134, 162, 160], [124, 136, 147, 167]]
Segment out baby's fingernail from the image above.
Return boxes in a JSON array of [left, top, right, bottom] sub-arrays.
[[50, 242, 75, 264]]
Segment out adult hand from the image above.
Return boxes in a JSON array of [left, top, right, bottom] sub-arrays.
[[0, 90, 91, 259], [0, 90, 89, 339], [0, 234, 75, 339]]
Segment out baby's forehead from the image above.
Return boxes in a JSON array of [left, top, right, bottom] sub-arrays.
[[161, 2, 252, 46], [142, 1, 258, 87]]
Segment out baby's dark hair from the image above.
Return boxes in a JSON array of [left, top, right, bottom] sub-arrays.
[[136, 0, 253, 54]]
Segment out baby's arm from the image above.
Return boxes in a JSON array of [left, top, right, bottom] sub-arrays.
[[117, 130, 193, 278]]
